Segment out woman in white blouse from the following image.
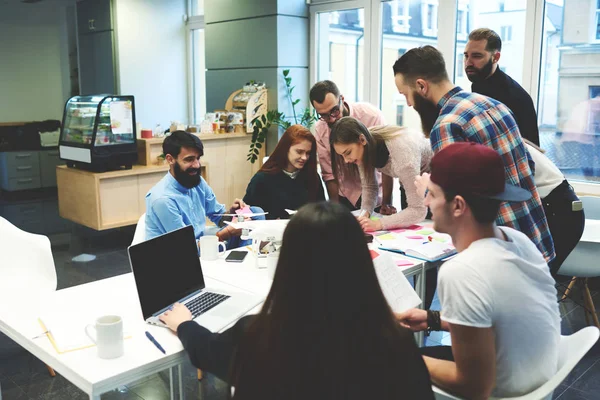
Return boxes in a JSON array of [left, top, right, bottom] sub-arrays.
[[329, 117, 433, 232], [524, 139, 585, 273]]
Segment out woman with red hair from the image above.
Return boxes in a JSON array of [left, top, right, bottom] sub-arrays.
[[244, 125, 325, 219]]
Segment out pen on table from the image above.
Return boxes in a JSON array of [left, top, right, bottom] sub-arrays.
[[145, 331, 166, 354]]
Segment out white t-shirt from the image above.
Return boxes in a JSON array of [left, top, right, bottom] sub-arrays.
[[526, 143, 564, 198], [438, 226, 560, 398]]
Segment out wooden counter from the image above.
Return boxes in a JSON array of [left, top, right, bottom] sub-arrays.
[[56, 164, 206, 230], [59, 132, 264, 231]]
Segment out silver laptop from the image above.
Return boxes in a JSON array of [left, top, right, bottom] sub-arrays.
[[127, 225, 264, 332]]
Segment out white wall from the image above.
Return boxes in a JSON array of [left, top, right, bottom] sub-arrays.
[[0, 1, 72, 122], [115, 0, 188, 130]]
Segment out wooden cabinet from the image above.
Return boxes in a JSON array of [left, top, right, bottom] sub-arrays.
[[57, 164, 206, 230], [57, 133, 263, 230]]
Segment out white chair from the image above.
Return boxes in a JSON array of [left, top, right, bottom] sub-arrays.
[[580, 196, 600, 219], [557, 241, 600, 328], [131, 213, 146, 245], [433, 326, 600, 400], [559, 196, 600, 313], [0, 216, 58, 377]]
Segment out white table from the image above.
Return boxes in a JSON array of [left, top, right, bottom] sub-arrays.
[[201, 244, 429, 344], [0, 273, 258, 400], [0, 245, 430, 400], [581, 219, 600, 242]]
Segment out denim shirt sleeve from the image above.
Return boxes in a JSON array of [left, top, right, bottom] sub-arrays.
[[152, 197, 187, 234], [201, 178, 226, 225]]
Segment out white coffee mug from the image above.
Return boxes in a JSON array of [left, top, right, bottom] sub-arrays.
[[200, 235, 227, 261], [85, 315, 124, 359]]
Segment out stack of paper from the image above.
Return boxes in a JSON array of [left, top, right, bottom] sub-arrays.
[[372, 251, 421, 312]]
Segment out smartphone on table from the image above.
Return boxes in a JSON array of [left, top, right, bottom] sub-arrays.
[[225, 250, 248, 263]]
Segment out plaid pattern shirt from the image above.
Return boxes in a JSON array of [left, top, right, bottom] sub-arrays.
[[430, 87, 555, 263]]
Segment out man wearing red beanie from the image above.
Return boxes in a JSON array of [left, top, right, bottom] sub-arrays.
[[396, 143, 560, 399]]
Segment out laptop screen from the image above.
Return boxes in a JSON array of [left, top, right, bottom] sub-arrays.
[[128, 225, 206, 319]]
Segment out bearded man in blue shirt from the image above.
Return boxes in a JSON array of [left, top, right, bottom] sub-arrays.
[[145, 131, 264, 248]]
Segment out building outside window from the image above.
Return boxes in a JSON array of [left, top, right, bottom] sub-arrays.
[[500, 25, 512, 41]]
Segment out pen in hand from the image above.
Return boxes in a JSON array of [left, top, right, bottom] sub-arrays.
[[145, 331, 166, 354]]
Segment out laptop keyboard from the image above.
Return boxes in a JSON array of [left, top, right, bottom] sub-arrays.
[[185, 292, 230, 318]]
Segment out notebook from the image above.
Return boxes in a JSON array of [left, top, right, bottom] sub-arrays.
[[37, 317, 131, 354], [379, 240, 456, 262]]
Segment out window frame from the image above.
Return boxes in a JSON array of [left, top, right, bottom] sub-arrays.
[[594, 0, 600, 42], [185, 2, 205, 125]]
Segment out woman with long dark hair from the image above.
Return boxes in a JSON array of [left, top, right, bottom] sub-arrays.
[[160, 202, 434, 400], [330, 117, 433, 232], [243, 124, 325, 219]]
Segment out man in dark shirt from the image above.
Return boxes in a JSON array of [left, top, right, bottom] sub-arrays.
[[464, 28, 540, 145]]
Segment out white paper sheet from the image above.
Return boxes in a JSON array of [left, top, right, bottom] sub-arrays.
[[372, 252, 422, 313]]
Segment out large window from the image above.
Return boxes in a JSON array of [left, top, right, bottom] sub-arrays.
[[315, 8, 365, 103], [380, 0, 438, 132], [186, 1, 205, 124], [539, 0, 600, 183]]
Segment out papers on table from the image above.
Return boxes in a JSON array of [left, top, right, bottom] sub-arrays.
[[374, 225, 456, 262], [372, 251, 421, 312], [285, 209, 297, 215]]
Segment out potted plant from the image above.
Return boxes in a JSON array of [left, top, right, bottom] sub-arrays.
[[156, 153, 166, 165], [247, 70, 316, 163]]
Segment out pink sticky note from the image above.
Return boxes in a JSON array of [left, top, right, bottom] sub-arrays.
[[370, 249, 380, 259], [235, 206, 252, 215], [406, 235, 423, 240], [389, 228, 407, 233], [396, 260, 414, 267]]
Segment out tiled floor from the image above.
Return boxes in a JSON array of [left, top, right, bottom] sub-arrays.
[[0, 228, 599, 399]]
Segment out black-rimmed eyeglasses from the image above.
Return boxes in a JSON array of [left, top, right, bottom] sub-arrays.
[[317, 97, 343, 121]]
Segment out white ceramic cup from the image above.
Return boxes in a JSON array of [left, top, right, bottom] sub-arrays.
[[200, 235, 227, 261], [85, 315, 124, 359], [266, 252, 279, 280]]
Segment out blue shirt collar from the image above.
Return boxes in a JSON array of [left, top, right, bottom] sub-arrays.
[[165, 171, 190, 194], [437, 86, 463, 109]]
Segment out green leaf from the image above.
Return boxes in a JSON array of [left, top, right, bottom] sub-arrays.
[[292, 99, 300, 106], [254, 148, 260, 154], [283, 69, 289, 77], [258, 136, 265, 143], [261, 114, 267, 123], [255, 143, 262, 148]]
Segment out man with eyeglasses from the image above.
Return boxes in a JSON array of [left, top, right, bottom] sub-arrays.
[[310, 80, 394, 213]]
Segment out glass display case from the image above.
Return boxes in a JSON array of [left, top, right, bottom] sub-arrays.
[[59, 95, 138, 171]]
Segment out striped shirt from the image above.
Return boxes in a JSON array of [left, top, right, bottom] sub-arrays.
[[430, 87, 555, 263]]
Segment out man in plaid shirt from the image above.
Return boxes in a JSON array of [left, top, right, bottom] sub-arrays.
[[392, 45, 555, 263]]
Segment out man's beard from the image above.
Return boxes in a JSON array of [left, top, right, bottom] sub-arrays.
[[326, 103, 349, 128], [174, 162, 201, 189], [466, 57, 494, 83], [413, 92, 440, 137]]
